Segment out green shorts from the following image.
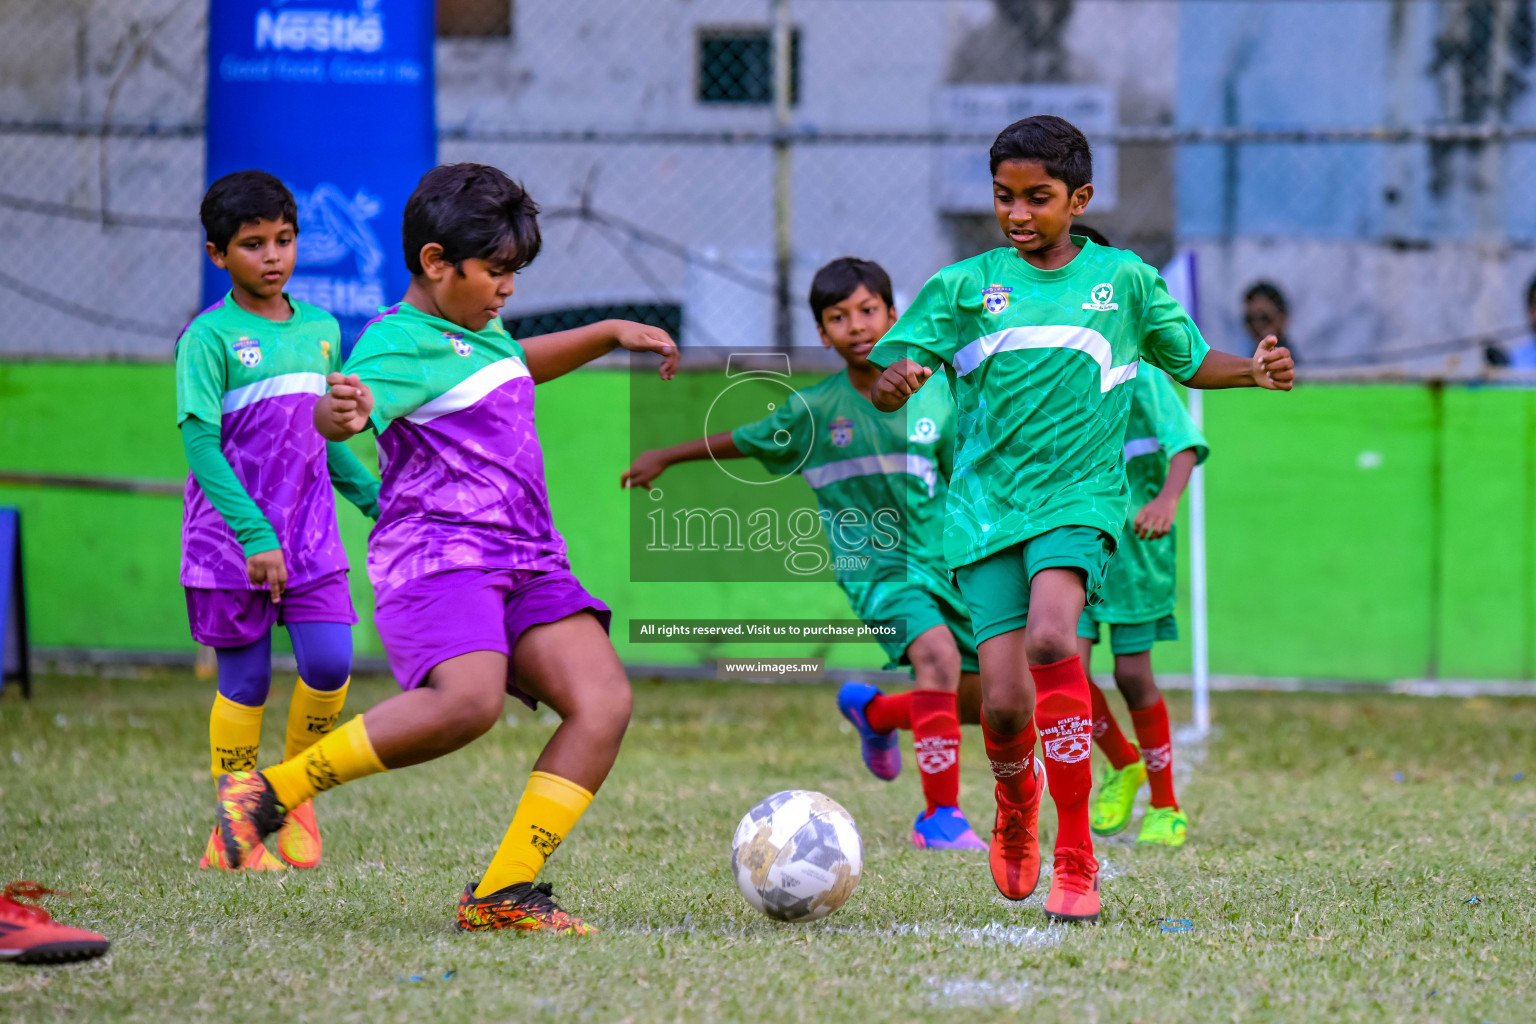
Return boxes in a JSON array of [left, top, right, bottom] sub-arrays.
[[955, 527, 1116, 646], [869, 586, 980, 674], [1076, 612, 1179, 655]]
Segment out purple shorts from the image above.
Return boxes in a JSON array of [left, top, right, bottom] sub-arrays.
[[185, 571, 357, 648], [372, 567, 611, 708]]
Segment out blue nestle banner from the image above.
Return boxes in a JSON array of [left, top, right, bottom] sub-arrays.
[[203, 0, 436, 351]]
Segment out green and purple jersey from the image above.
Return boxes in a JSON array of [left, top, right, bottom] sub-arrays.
[[730, 369, 965, 623], [1093, 366, 1209, 623], [174, 292, 346, 590], [868, 237, 1211, 570], [345, 303, 568, 596]]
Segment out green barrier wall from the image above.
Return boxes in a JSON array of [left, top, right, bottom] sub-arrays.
[[2, 362, 1531, 681]]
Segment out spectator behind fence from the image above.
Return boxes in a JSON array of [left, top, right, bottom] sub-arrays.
[[1499, 276, 1536, 370], [1244, 281, 1295, 365]]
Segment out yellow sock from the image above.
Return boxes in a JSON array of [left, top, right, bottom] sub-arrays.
[[264, 715, 385, 810], [210, 693, 264, 777], [283, 677, 350, 759], [474, 771, 594, 898]]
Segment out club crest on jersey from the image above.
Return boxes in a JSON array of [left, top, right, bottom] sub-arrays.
[[233, 336, 262, 368], [982, 283, 1012, 314], [908, 416, 939, 444], [444, 331, 473, 357], [1083, 282, 1119, 312], [320, 338, 332, 360], [829, 416, 855, 448]]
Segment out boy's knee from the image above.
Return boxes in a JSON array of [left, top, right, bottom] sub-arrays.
[[444, 687, 505, 745], [299, 651, 351, 692], [907, 636, 961, 690], [1024, 629, 1076, 667]]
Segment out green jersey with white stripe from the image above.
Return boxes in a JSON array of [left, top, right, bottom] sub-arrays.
[[730, 369, 963, 622], [868, 238, 1211, 570], [1095, 366, 1209, 623]]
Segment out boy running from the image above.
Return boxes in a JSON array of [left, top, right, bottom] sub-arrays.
[[621, 258, 987, 851], [1078, 363, 1207, 848], [178, 170, 380, 871], [868, 115, 1293, 923], [210, 163, 678, 935]]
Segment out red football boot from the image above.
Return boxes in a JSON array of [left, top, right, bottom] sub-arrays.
[[1044, 845, 1101, 924], [989, 756, 1045, 901], [0, 882, 110, 964]]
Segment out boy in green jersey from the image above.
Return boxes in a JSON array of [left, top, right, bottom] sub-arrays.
[[623, 258, 988, 850], [868, 115, 1293, 923], [1077, 363, 1207, 848]]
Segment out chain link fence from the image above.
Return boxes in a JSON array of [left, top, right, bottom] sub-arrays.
[[3, 0, 1536, 372]]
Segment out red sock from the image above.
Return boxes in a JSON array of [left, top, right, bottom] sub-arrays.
[[1033, 655, 1094, 853], [910, 690, 961, 812], [980, 715, 1038, 805], [1130, 698, 1178, 809], [864, 691, 911, 733], [1088, 680, 1139, 769]]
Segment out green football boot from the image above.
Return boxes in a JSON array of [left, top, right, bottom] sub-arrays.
[[1136, 806, 1188, 847], [1089, 758, 1147, 836]]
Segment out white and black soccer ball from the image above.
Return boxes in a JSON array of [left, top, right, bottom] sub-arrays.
[[730, 789, 863, 922]]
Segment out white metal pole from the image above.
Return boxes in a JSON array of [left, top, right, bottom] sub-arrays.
[[1188, 387, 1211, 735]]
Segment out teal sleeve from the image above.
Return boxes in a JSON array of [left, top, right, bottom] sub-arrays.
[[1137, 270, 1211, 383], [180, 417, 280, 558], [1144, 369, 1210, 465], [868, 270, 961, 372], [729, 392, 814, 477], [175, 324, 226, 426], [326, 441, 381, 520]]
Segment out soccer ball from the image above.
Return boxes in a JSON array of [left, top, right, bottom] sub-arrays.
[[730, 789, 863, 922]]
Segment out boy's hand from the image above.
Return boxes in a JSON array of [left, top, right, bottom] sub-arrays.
[[246, 548, 287, 603], [621, 450, 671, 491], [614, 322, 679, 380], [871, 358, 932, 412], [1252, 336, 1295, 391], [1132, 495, 1178, 540], [323, 372, 373, 434]]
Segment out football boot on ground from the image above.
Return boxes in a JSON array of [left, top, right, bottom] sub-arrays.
[[198, 826, 285, 871], [0, 882, 110, 964], [1089, 757, 1147, 837], [1136, 806, 1188, 847], [836, 681, 901, 781], [989, 757, 1046, 901], [277, 800, 322, 868], [1044, 846, 1101, 924], [213, 771, 287, 870], [455, 881, 594, 936], [911, 806, 989, 851]]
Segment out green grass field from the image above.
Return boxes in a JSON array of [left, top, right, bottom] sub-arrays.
[[4, 673, 1536, 1022]]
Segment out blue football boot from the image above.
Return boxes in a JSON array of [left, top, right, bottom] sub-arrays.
[[836, 681, 901, 781]]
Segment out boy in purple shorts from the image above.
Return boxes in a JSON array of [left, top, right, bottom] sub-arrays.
[[211, 163, 678, 935], [178, 171, 381, 871]]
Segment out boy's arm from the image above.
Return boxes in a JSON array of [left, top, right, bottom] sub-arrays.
[[181, 417, 287, 600], [315, 373, 373, 442], [326, 441, 381, 519], [1183, 336, 1294, 391], [1132, 447, 1199, 540], [621, 432, 743, 491], [520, 320, 678, 384]]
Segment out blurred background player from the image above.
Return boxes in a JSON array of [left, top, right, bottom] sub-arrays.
[[211, 163, 679, 935], [621, 257, 986, 851], [869, 115, 1293, 923], [177, 170, 380, 872], [1067, 226, 1209, 849]]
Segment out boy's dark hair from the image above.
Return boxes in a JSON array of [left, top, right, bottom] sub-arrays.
[[1244, 280, 1288, 314], [1073, 223, 1111, 247], [808, 257, 894, 325], [402, 163, 541, 276], [200, 170, 297, 252], [989, 115, 1093, 192], [1526, 273, 1536, 310]]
